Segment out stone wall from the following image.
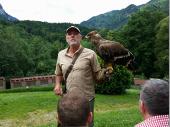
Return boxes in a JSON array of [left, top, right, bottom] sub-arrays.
[[10, 75, 55, 88], [1, 76, 147, 89], [134, 78, 147, 85]]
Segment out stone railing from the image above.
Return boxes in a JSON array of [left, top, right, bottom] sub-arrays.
[[1, 76, 147, 89], [134, 78, 147, 85], [10, 75, 56, 88]]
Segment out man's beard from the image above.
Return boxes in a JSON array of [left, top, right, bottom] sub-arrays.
[[68, 40, 80, 46]]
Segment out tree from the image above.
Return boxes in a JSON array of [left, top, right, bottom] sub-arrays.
[[154, 16, 169, 78], [0, 25, 33, 77], [121, 10, 166, 78]]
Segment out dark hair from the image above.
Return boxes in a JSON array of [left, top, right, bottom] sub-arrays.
[[140, 79, 169, 115], [57, 88, 90, 126]]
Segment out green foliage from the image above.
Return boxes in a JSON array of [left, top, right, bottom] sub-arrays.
[[81, 40, 93, 49], [0, 24, 33, 77], [96, 66, 133, 94], [95, 55, 133, 95], [153, 16, 169, 78], [0, 21, 90, 78], [121, 9, 167, 78], [97, 28, 125, 47], [142, 0, 169, 14]]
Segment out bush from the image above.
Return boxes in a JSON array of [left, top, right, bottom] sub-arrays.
[[95, 66, 133, 94]]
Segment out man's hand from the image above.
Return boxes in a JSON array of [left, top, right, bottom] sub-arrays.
[[54, 84, 63, 96], [104, 68, 113, 78], [96, 68, 113, 82]]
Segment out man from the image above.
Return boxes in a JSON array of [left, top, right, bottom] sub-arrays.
[[135, 79, 169, 127], [54, 26, 109, 127], [57, 88, 92, 127]]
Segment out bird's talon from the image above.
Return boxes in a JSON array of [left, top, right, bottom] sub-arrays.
[[106, 67, 113, 74]]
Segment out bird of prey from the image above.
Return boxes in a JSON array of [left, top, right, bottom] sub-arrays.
[[85, 31, 136, 73]]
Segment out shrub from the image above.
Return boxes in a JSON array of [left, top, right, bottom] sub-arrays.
[[95, 65, 134, 95]]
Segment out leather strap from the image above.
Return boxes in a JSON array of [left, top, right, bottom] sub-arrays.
[[63, 47, 84, 93]]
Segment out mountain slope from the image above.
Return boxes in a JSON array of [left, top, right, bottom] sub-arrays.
[[142, 0, 169, 14], [80, 4, 142, 30], [80, 0, 168, 30], [0, 3, 18, 22]]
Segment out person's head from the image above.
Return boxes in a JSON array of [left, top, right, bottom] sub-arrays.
[[57, 88, 92, 126], [66, 26, 82, 47], [139, 79, 169, 119]]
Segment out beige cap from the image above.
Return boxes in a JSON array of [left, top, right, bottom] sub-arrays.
[[66, 26, 80, 33]]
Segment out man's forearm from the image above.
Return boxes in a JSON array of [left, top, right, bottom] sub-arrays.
[[55, 75, 63, 86], [54, 75, 64, 96]]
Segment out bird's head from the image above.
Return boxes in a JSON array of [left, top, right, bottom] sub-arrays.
[[85, 31, 98, 39], [85, 31, 102, 45]]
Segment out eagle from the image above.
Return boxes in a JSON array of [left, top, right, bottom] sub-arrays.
[[85, 31, 136, 73]]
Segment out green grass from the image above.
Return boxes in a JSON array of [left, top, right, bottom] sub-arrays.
[[0, 85, 54, 93], [0, 91, 58, 119], [94, 89, 141, 127], [0, 89, 142, 127]]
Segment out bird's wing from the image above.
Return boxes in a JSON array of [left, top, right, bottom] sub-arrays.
[[98, 43, 114, 62], [99, 42, 128, 56]]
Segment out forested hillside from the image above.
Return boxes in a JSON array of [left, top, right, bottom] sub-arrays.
[[0, 0, 169, 79], [80, 0, 168, 30], [80, 4, 141, 29], [0, 21, 91, 78]]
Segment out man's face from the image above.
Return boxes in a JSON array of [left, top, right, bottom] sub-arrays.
[[66, 29, 82, 46]]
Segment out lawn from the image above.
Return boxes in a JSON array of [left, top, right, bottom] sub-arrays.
[[0, 88, 142, 127]]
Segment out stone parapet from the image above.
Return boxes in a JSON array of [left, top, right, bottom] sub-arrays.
[[10, 75, 56, 88]]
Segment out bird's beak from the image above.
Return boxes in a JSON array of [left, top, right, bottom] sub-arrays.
[[84, 35, 89, 39], [82, 35, 89, 40]]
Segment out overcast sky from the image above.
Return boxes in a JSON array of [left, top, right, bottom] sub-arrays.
[[0, 0, 150, 24]]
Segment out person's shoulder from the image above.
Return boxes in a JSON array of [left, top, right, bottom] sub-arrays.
[[58, 48, 67, 55], [83, 48, 96, 54]]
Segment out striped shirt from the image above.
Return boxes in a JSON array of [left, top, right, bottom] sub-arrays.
[[135, 115, 169, 127]]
